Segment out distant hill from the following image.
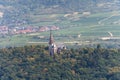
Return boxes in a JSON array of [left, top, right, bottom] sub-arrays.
[[0, 0, 119, 27]]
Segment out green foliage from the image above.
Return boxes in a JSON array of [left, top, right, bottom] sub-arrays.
[[0, 45, 120, 79]]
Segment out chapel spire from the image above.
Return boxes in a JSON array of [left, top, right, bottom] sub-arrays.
[[48, 29, 57, 56], [49, 29, 54, 45]]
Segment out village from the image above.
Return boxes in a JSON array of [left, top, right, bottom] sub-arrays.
[[0, 25, 60, 35]]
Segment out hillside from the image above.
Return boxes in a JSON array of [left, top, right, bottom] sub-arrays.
[[0, 45, 120, 79], [0, 0, 120, 26], [0, 0, 120, 48]]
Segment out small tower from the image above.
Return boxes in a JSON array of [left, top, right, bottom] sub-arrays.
[[49, 30, 57, 56]]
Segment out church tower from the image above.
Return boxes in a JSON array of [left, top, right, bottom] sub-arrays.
[[49, 30, 57, 56]]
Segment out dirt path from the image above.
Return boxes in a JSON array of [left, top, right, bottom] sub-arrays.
[[98, 12, 120, 25], [98, 14, 115, 24]]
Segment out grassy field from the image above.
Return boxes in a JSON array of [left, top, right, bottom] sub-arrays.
[[1, 11, 120, 48]]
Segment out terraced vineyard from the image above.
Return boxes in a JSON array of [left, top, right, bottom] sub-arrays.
[[1, 11, 120, 48]]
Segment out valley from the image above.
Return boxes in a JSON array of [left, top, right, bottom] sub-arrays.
[[0, 11, 120, 48]]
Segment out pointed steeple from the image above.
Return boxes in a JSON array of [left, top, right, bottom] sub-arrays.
[[48, 29, 56, 56], [49, 30, 54, 45]]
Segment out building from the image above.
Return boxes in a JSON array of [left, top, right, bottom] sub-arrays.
[[48, 30, 57, 56], [48, 30, 66, 56], [0, 26, 8, 34]]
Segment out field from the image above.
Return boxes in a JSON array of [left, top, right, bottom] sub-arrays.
[[1, 11, 120, 48]]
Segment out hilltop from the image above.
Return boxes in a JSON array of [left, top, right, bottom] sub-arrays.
[[0, 45, 120, 79]]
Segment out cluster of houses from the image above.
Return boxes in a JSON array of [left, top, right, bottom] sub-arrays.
[[0, 26, 8, 34], [0, 25, 59, 35]]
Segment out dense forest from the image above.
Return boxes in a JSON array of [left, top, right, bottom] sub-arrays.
[[0, 44, 120, 80]]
